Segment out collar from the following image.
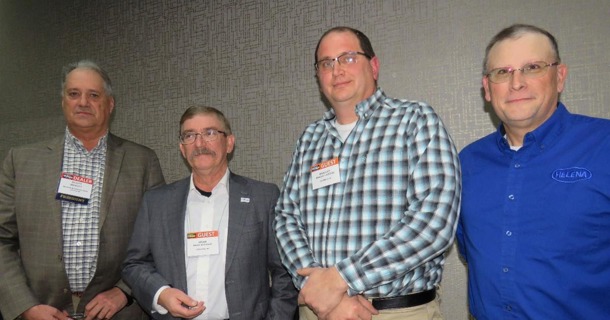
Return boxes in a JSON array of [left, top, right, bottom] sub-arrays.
[[65, 127, 108, 152], [496, 102, 569, 152], [189, 168, 230, 196], [323, 87, 385, 122]]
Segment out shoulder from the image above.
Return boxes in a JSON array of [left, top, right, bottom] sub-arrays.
[[144, 177, 188, 197], [460, 132, 497, 160], [569, 113, 610, 131], [300, 118, 328, 138], [4, 135, 63, 161], [377, 95, 443, 125], [565, 114, 610, 152], [10, 135, 63, 151], [230, 172, 279, 195], [108, 133, 157, 154]]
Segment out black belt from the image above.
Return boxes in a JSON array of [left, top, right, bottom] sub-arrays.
[[371, 288, 436, 310]]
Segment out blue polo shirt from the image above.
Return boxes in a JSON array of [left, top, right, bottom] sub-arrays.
[[457, 103, 610, 319]]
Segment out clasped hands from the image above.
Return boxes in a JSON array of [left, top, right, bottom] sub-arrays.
[[21, 287, 128, 320], [298, 267, 378, 320]]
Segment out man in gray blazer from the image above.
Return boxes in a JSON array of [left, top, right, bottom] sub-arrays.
[[122, 106, 297, 320], [0, 60, 165, 320]]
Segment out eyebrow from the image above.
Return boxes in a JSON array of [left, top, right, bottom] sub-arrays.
[[317, 51, 355, 61], [182, 127, 220, 132]]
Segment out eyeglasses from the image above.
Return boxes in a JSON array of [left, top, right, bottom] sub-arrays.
[[179, 129, 227, 144], [315, 51, 371, 72], [485, 61, 560, 84]]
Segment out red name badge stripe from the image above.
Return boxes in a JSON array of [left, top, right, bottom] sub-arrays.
[[61, 172, 93, 185], [311, 157, 339, 172], [187, 231, 219, 239]]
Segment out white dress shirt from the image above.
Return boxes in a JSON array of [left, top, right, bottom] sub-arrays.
[[153, 170, 230, 319]]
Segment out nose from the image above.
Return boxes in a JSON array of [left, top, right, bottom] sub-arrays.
[[78, 94, 89, 106], [193, 134, 208, 146], [331, 61, 345, 76], [509, 69, 526, 90]]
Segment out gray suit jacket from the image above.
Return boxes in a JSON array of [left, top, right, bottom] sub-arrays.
[[0, 133, 165, 320], [122, 173, 297, 320]]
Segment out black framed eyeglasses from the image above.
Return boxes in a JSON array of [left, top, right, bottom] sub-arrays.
[[179, 129, 227, 144], [315, 51, 371, 72], [485, 61, 560, 84]]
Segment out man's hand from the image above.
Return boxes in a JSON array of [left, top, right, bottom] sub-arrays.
[[298, 267, 349, 317], [323, 294, 378, 320], [84, 287, 127, 320], [21, 304, 71, 320], [158, 287, 205, 319]]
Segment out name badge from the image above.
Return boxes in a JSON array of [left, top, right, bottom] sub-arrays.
[[55, 172, 93, 204], [187, 230, 220, 256], [311, 158, 340, 190]]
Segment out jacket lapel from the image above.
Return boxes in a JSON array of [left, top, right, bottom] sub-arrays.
[[166, 177, 191, 290], [45, 137, 66, 241], [225, 173, 249, 274], [99, 134, 125, 230]]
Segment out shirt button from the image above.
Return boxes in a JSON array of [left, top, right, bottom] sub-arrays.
[[514, 163, 521, 168], [503, 267, 509, 273], [506, 231, 512, 236], [508, 194, 515, 200], [505, 305, 512, 311], [76, 241, 82, 246]]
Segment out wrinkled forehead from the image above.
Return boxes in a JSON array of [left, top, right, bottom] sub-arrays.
[[487, 33, 555, 67], [181, 114, 224, 132], [317, 30, 361, 59], [64, 68, 106, 91]]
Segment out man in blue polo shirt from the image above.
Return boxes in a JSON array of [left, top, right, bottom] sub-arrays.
[[457, 24, 610, 319]]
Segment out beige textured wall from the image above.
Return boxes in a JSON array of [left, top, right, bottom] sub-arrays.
[[2, 1, 609, 318]]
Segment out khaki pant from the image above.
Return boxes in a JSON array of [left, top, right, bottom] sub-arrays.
[[71, 294, 81, 313], [299, 297, 443, 320]]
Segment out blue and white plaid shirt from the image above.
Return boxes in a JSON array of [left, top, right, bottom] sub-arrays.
[[61, 128, 107, 292], [274, 88, 461, 297]]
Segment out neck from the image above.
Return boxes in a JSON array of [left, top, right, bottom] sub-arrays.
[[192, 166, 227, 192], [503, 126, 525, 147], [69, 128, 108, 151], [333, 107, 358, 124]]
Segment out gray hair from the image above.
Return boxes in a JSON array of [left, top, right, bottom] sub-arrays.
[[179, 106, 233, 135], [483, 24, 561, 74], [61, 60, 113, 97]]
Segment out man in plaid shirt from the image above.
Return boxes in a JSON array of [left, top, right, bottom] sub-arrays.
[[274, 27, 461, 320]]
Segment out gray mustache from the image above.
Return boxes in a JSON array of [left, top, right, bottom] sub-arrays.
[[191, 148, 215, 156], [75, 106, 92, 112]]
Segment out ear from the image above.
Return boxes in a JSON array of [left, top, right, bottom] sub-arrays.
[[179, 143, 187, 159], [482, 76, 492, 102], [226, 134, 235, 154], [370, 56, 380, 81], [109, 96, 115, 113], [556, 63, 568, 93]]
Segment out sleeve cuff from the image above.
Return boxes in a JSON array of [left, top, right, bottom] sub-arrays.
[[152, 285, 171, 314]]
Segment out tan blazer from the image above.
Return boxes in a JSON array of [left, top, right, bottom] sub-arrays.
[[0, 133, 165, 320]]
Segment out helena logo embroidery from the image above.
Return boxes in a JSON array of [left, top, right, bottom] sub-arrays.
[[551, 167, 592, 183]]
